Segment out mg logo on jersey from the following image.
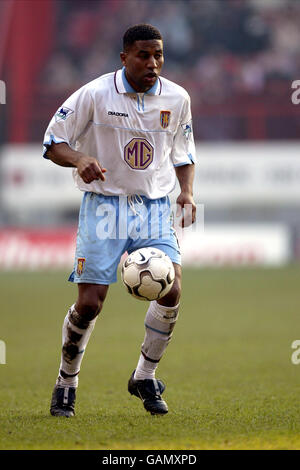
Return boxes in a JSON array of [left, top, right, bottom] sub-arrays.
[[160, 110, 171, 129], [124, 138, 154, 170]]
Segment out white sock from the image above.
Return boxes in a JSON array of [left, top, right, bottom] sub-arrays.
[[56, 304, 97, 388], [134, 301, 180, 381]]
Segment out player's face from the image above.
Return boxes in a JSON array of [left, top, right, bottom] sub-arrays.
[[120, 39, 164, 93]]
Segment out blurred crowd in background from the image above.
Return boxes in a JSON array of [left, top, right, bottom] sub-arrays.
[[43, 0, 299, 97], [38, 0, 300, 141], [1, 0, 300, 143]]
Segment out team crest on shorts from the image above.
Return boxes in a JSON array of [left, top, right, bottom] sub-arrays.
[[160, 111, 171, 129], [77, 258, 85, 276]]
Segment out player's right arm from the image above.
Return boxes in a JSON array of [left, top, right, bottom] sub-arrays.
[[47, 142, 106, 183], [43, 84, 106, 183]]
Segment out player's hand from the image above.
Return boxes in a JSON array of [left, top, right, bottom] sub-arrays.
[[176, 192, 196, 228], [76, 156, 107, 184]]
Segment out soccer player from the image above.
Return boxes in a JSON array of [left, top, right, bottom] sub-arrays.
[[43, 24, 196, 417]]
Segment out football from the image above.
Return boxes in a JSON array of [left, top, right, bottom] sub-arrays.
[[121, 247, 175, 301]]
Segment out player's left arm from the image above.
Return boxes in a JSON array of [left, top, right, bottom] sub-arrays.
[[175, 164, 196, 228], [171, 94, 196, 228]]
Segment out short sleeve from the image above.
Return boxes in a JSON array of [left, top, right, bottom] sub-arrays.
[[171, 95, 196, 167], [42, 85, 93, 158]]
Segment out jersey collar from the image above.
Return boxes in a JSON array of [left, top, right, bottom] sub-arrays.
[[114, 68, 162, 95]]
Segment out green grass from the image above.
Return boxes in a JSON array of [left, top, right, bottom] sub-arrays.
[[1, 266, 300, 449]]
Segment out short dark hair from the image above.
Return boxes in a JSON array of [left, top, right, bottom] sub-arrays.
[[123, 24, 162, 51]]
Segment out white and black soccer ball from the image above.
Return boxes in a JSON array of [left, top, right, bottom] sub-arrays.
[[121, 247, 175, 301]]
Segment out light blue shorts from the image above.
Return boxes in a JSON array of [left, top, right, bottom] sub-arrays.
[[69, 192, 181, 285]]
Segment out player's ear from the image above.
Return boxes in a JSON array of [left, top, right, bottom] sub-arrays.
[[120, 51, 127, 66]]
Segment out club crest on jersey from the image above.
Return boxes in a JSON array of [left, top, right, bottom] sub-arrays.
[[160, 111, 171, 129], [55, 107, 74, 122], [76, 258, 85, 276], [124, 138, 154, 170]]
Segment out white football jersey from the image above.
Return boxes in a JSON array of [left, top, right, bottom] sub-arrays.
[[43, 68, 196, 199]]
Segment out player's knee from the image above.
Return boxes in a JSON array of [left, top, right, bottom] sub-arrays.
[[169, 282, 181, 305], [77, 299, 101, 320], [76, 284, 108, 321], [159, 278, 181, 307], [76, 288, 108, 320]]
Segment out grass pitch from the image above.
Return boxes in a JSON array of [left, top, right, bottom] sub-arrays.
[[0, 265, 300, 450]]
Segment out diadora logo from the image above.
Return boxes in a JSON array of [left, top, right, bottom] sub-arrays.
[[108, 111, 129, 117]]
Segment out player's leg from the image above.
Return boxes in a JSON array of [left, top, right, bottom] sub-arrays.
[[50, 283, 108, 417], [127, 196, 182, 414], [50, 192, 126, 417], [128, 263, 181, 415], [58, 283, 109, 385], [134, 262, 181, 379]]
